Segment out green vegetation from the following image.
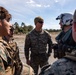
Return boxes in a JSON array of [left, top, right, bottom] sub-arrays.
[[13, 22, 61, 34]]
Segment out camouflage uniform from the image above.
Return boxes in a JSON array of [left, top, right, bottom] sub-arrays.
[[8, 39, 35, 75], [2, 36, 35, 75], [8, 41, 23, 75], [53, 13, 73, 59], [2, 35, 23, 75], [0, 38, 15, 75], [24, 29, 52, 75], [0, 6, 34, 75]]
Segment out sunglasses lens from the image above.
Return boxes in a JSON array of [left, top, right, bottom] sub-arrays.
[[38, 21, 43, 24]]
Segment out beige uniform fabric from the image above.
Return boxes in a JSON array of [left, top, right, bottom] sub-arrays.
[[21, 64, 35, 75]]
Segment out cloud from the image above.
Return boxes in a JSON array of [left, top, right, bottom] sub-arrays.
[[26, 0, 53, 8], [0, 0, 76, 29], [26, 0, 35, 4]]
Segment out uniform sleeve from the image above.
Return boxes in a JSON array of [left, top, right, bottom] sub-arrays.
[[47, 33, 53, 54], [24, 34, 31, 60], [0, 57, 5, 75]]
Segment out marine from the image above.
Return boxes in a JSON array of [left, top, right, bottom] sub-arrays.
[[24, 16, 52, 75], [0, 6, 16, 75], [53, 13, 73, 58], [0, 6, 34, 75]]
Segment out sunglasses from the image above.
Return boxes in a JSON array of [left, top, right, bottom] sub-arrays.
[[38, 21, 43, 24]]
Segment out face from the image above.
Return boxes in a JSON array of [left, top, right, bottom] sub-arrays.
[[0, 19, 12, 36], [59, 20, 63, 29], [35, 21, 43, 30]]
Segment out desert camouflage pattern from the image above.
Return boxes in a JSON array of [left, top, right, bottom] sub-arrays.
[[8, 41, 23, 75], [0, 39, 15, 75], [39, 58, 76, 75]]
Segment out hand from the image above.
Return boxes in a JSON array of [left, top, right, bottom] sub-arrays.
[[52, 44, 58, 50], [26, 59, 30, 65]]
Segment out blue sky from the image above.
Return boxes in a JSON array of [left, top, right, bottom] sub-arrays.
[[0, 0, 76, 29]]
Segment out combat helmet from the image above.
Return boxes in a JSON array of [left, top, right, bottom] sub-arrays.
[[56, 13, 73, 26]]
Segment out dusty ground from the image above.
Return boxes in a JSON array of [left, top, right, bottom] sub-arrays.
[[13, 32, 59, 73]]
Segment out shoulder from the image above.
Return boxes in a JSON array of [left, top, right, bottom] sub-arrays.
[[26, 30, 34, 36], [44, 30, 51, 37], [26, 30, 35, 39], [44, 30, 50, 34]]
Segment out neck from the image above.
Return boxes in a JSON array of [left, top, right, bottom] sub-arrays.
[[35, 28, 42, 32]]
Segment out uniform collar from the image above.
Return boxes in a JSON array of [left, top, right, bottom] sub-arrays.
[[34, 29, 44, 34]]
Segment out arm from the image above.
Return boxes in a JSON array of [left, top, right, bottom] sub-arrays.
[[47, 33, 53, 56]]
